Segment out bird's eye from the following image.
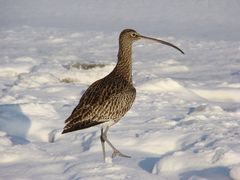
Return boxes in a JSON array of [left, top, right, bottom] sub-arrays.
[[131, 33, 137, 37]]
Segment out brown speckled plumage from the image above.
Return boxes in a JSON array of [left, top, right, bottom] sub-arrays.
[[62, 29, 184, 161], [62, 29, 137, 134]]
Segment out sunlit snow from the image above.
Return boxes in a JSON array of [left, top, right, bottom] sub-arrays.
[[0, 1, 240, 180]]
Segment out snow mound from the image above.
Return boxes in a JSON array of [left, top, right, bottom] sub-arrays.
[[152, 149, 240, 179], [138, 78, 184, 92], [191, 88, 240, 103], [0, 103, 60, 143]]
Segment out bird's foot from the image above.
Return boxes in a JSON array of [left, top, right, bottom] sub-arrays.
[[112, 150, 131, 159]]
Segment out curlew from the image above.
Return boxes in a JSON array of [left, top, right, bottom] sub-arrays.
[[62, 29, 184, 161]]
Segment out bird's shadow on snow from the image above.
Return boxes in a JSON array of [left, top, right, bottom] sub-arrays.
[[81, 131, 97, 152], [0, 104, 30, 145]]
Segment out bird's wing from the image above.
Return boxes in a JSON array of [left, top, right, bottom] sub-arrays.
[[68, 79, 102, 117], [65, 77, 130, 123], [62, 85, 136, 133]]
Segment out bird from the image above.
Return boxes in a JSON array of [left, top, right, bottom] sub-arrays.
[[62, 29, 184, 161]]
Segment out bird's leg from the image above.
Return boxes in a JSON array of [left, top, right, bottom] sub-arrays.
[[102, 126, 131, 159], [100, 128, 106, 162]]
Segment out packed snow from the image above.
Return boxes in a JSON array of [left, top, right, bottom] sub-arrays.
[[0, 0, 240, 180]]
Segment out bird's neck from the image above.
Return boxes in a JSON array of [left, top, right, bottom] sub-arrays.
[[113, 41, 133, 83]]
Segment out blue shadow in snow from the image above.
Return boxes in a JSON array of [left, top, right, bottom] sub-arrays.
[[139, 151, 175, 173], [0, 104, 30, 144], [180, 166, 232, 180], [139, 157, 160, 173]]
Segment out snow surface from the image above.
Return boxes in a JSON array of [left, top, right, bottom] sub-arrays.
[[0, 0, 240, 180]]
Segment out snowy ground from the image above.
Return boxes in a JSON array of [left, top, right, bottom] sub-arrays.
[[1, 1, 240, 180]]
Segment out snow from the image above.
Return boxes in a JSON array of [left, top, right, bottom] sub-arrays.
[[0, 0, 240, 179]]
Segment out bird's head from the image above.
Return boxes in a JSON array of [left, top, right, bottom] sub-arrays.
[[119, 29, 184, 54], [119, 29, 141, 43]]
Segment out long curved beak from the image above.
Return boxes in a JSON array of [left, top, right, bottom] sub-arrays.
[[139, 35, 184, 54]]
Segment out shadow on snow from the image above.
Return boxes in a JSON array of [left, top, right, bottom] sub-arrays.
[[0, 104, 30, 145]]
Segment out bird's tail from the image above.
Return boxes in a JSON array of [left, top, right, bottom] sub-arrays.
[[62, 120, 104, 134]]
